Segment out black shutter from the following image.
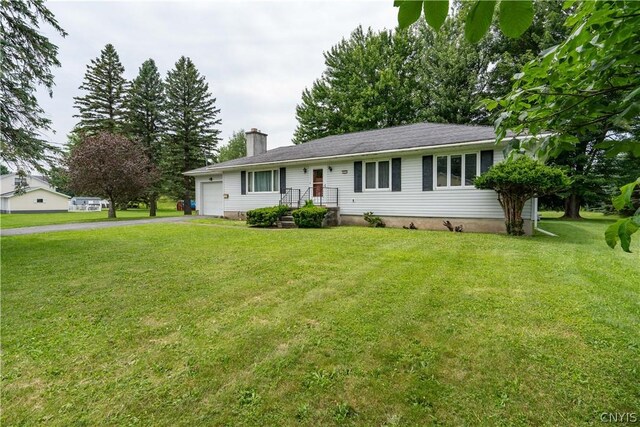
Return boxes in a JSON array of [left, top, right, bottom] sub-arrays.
[[354, 161, 362, 193], [279, 167, 286, 194], [391, 158, 401, 192], [480, 150, 494, 173], [422, 155, 433, 191], [240, 171, 246, 195]]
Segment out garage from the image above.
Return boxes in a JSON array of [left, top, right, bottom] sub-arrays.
[[201, 181, 223, 216]]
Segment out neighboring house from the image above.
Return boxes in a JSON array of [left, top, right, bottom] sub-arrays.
[[0, 173, 71, 213], [185, 123, 538, 234], [69, 197, 104, 212]]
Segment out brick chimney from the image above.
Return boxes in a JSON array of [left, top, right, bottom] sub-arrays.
[[245, 128, 267, 157]]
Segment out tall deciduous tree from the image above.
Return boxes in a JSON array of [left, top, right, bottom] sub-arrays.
[[0, 0, 66, 171], [67, 133, 158, 218], [487, 0, 640, 250], [218, 130, 246, 163], [163, 56, 221, 215], [126, 59, 164, 216], [293, 26, 422, 144], [73, 44, 128, 136]]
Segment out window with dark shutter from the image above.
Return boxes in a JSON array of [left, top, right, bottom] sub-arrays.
[[422, 155, 433, 191], [354, 161, 362, 193], [240, 171, 246, 195], [480, 150, 494, 173], [279, 167, 286, 194], [391, 158, 401, 191]]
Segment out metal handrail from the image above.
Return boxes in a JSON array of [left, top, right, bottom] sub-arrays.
[[279, 188, 301, 208]]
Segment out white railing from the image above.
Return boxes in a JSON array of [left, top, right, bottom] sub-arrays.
[[69, 204, 102, 212]]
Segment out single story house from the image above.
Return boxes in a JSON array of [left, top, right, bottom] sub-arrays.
[[0, 173, 71, 214], [185, 123, 538, 234]]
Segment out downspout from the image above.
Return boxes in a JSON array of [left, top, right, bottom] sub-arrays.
[[533, 197, 558, 237]]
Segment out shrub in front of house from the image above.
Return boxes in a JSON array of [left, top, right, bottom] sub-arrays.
[[246, 205, 289, 227], [292, 205, 328, 228], [364, 212, 386, 228]]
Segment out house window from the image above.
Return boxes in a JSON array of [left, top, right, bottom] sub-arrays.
[[364, 160, 390, 190], [14, 177, 28, 186], [247, 169, 279, 192], [436, 153, 479, 188], [36, 198, 44, 203]]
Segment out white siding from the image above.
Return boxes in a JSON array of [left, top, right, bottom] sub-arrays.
[[198, 147, 531, 220]]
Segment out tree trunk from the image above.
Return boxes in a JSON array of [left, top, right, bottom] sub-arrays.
[[499, 193, 526, 236], [149, 196, 157, 217], [108, 196, 116, 218], [183, 175, 192, 215], [562, 193, 582, 219]]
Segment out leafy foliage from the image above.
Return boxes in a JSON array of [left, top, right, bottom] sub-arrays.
[[293, 26, 422, 143], [73, 44, 129, 136], [218, 130, 247, 163], [475, 157, 569, 235], [246, 205, 289, 227], [606, 178, 640, 253], [292, 205, 328, 228], [487, 0, 640, 248], [163, 56, 221, 215], [0, 0, 66, 171], [395, 0, 535, 42], [126, 59, 165, 216], [67, 133, 158, 218], [363, 212, 386, 228]]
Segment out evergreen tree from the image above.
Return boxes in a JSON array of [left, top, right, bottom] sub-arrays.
[[163, 56, 221, 215], [1, 0, 66, 171], [218, 130, 247, 163], [73, 44, 128, 136], [293, 26, 422, 144], [126, 59, 164, 216]]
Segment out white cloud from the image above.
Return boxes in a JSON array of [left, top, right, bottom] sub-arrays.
[[38, 1, 398, 150]]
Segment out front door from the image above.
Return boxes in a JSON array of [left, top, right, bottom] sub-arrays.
[[312, 168, 323, 202]]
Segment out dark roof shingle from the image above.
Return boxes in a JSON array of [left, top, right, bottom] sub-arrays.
[[192, 122, 501, 173]]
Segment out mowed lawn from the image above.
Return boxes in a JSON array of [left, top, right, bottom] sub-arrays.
[[1, 219, 639, 426], [0, 200, 182, 229]]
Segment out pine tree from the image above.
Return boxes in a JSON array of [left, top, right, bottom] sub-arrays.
[[126, 59, 164, 216], [1, 0, 67, 171], [73, 44, 128, 136], [163, 56, 221, 215]]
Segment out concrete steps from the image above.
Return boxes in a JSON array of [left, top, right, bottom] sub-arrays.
[[278, 214, 297, 228]]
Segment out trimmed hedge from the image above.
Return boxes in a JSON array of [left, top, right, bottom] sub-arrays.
[[246, 205, 289, 227], [292, 206, 328, 228]]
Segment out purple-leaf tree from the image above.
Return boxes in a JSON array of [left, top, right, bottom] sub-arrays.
[[67, 132, 158, 218]]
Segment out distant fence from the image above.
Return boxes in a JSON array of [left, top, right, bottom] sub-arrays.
[[68, 204, 102, 212]]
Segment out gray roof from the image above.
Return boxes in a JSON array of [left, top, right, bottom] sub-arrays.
[[188, 122, 505, 174]]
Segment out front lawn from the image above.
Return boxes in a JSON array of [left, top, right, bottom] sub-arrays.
[[1, 219, 638, 425], [0, 200, 183, 229]]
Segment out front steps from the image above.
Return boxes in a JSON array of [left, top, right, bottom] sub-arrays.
[[278, 214, 296, 229]]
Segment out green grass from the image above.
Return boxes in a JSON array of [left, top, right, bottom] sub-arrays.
[[2, 219, 639, 426], [539, 210, 621, 220], [0, 200, 182, 229]]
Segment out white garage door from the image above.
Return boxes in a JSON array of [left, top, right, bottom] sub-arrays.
[[201, 182, 223, 216]]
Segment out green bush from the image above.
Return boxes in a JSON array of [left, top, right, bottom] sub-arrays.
[[474, 156, 569, 235], [292, 206, 328, 228], [364, 212, 386, 228], [246, 205, 289, 227]]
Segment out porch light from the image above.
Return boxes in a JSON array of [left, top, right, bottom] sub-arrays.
[[328, 166, 333, 172], [303, 168, 307, 174]]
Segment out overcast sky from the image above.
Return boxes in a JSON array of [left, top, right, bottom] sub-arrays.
[[37, 0, 398, 152]]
